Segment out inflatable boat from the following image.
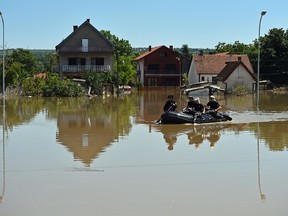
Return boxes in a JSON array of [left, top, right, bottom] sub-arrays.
[[159, 111, 232, 124]]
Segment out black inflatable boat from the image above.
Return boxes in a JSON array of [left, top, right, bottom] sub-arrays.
[[159, 111, 232, 124]]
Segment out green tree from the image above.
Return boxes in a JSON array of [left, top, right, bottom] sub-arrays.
[[41, 52, 58, 72], [116, 55, 136, 85], [5, 62, 28, 87], [101, 30, 136, 86], [259, 28, 288, 85], [100, 30, 133, 56], [2, 49, 42, 88], [215, 41, 256, 55], [82, 72, 114, 95], [180, 44, 191, 59], [6, 49, 40, 74]]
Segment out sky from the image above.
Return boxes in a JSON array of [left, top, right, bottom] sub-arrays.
[[0, 0, 288, 50]]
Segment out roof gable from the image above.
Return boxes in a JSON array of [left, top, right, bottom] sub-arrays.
[[217, 61, 256, 81], [55, 19, 114, 50], [192, 53, 254, 75], [133, 45, 177, 61]]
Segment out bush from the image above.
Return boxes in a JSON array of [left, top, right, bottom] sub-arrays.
[[230, 85, 250, 96], [22, 74, 85, 97]]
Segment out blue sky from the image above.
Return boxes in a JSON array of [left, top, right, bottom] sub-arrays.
[[1, 0, 287, 50]]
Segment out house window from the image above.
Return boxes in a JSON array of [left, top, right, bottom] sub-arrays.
[[148, 64, 159, 70], [68, 58, 86, 65], [91, 57, 104, 65], [212, 77, 217, 84], [80, 58, 86, 65], [201, 76, 205, 81], [82, 39, 88, 52], [159, 52, 167, 57], [165, 64, 176, 70], [68, 58, 77, 65]]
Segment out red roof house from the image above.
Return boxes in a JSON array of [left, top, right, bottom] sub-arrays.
[[134, 45, 186, 87]]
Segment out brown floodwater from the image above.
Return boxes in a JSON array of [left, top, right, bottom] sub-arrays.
[[0, 88, 288, 216]]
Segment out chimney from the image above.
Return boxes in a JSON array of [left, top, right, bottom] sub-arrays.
[[87, 18, 90, 23], [238, 56, 242, 62], [148, 45, 152, 52], [73, 25, 78, 31], [169, 45, 173, 50]]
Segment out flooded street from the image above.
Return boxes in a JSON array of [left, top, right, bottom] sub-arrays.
[[0, 89, 288, 216]]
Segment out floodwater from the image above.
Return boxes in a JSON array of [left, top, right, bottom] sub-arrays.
[[0, 88, 288, 216]]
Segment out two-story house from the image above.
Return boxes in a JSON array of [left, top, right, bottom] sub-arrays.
[[134, 45, 189, 87], [55, 19, 114, 78]]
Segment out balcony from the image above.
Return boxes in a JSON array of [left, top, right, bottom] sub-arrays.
[[61, 65, 112, 73], [145, 70, 180, 76]]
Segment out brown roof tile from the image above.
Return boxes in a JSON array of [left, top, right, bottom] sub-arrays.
[[192, 53, 254, 75]]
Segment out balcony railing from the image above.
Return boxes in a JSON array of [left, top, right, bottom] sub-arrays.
[[145, 70, 180, 75], [61, 65, 112, 73]]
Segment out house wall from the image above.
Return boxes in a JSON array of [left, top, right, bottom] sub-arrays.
[[188, 61, 216, 84], [59, 54, 113, 66], [137, 60, 145, 83], [188, 59, 199, 84], [59, 25, 113, 52], [199, 74, 215, 83], [217, 65, 255, 92], [140, 46, 181, 86]]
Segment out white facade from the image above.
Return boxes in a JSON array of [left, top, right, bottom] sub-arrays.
[[217, 64, 255, 92], [136, 59, 145, 83], [188, 59, 198, 84], [188, 59, 216, 84]]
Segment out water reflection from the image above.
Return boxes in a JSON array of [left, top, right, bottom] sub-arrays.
[[55, 96, 137, 166], [153, 123, 249, 150], [1, 98, 5, 204], [152, 120, 288, 152], [257, 123, 266, 202]]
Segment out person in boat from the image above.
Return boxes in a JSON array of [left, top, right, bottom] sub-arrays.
[[192, 97, 205, 114], [183, 95, 196, 114], [206, 95, 221, 112], [163, 95, 177, 112], [206, 95, 223, 119]]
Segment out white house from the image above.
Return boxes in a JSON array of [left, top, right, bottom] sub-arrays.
[[217, 58, 256, 92], [188, 52, 255, 87]]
